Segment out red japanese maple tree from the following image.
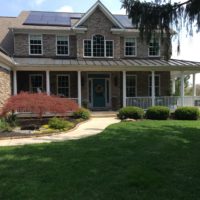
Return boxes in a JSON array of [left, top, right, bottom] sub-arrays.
[[0, 92, 79, 118]]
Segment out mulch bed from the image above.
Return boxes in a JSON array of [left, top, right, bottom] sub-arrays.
[[0, 117, 83, 139]]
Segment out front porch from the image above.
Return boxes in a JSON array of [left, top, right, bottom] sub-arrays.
[[13, 69, 200, 110]]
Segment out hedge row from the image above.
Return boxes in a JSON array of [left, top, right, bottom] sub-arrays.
[[118, 106, 200, 120]]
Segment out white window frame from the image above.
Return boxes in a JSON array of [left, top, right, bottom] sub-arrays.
[[105, 40, 114, 58], [124, 38, 137, 57], [83, 39, 92, 58], [83, 35, 114, 58], [29, 34, 43, 55], [126, 74, 137, 97], [56, 35, 69, 56], [56, 74, 70, 98], [29, 74, 43, 92], [148, 38, 160, 57], [148, 74, 160, 96]]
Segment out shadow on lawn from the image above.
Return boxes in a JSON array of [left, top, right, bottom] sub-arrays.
[[0, 121, 200, 200]]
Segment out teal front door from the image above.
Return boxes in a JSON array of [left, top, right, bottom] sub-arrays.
[[93, 79, 106, 107]]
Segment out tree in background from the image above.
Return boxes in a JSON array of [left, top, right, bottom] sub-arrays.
[[174, 75, 190, 96], [185, 84, 200, 96], [0, 92, 78, 118], [122, 0, 200, 60]]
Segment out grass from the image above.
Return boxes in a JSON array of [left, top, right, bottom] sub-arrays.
[[0, 120, 200, 199]]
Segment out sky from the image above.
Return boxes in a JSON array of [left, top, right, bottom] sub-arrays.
[[0, 0, 199, 83]]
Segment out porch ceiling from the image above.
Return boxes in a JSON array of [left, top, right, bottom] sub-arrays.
[[13, 58, 200, 72]]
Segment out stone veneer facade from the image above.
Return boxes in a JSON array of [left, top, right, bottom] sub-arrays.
[[0, 67, 11, 108], [13, 7, 166, 59]]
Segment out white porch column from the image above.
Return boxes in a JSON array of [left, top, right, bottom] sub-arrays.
[[46, 70, 50, 95], [172, 79, 176, 95], [151, 71, 155, 106], [193, 73, 196, 97], [123, 71, 126, 107], [180, 72, 185, 106], [13, 70, 17, 95], [78, 71, 82, 107]]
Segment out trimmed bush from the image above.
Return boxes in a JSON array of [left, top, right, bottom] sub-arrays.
[[73, 108, 90, 120], [146, 106, 170, 120], [174, 107, 200, 120], [48, 117, 74, 130], [118, 106, 144, 120]]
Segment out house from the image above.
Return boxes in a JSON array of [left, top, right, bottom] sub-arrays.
[[0, 1, 200, 111]]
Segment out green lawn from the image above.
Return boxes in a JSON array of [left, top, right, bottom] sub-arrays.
[[1, 120, 200, 200]]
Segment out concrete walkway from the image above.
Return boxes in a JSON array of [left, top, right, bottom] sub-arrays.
[[0, 117, 120, 147]]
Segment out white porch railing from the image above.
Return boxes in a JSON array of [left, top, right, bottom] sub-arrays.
[[126, 97, 152, 109], [126, 96, 200, 109]]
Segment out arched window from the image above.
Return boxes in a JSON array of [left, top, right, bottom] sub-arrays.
[[84, 35, 114, 58], [93, 35, 105, 57]]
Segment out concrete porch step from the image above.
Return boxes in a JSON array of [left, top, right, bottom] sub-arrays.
[[91, 111, 118, 118]]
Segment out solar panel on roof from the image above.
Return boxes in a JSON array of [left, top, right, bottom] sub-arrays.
[[24, 11, 78, 26], [114, 15, 136, 28], [24, 11, 134, 28]]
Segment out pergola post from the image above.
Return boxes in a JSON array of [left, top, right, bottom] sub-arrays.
[[13, 70, 17, 95], [46, 70, 50, 95], [151, 71, 155, 106], [172, 79, 176, 95], [123, 71, 126, 107], [78, 71, 82, 107], [180, 72, 185, 106]]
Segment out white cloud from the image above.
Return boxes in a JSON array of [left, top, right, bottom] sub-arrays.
[[112, 8, 126, 15], [34, 0, 46, 5], [56, 5, 74, 12]]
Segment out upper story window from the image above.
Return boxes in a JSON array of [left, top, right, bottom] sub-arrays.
[[29, 34, 43, 55], [84, 34, 113, 58], [124, 38, 137, 57], [148, 38, 160, 57], [56, 36, 69, 56]]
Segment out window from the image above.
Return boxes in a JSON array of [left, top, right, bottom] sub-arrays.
[[29, 35, 42, 55], [56, 36, 69, 55], [148, 75, 160, 96], [106, 41, 113, 57], [126, 75, 137, 97], [83, 35, 114, 58], [57, 75, 70, 97], [93, 35, 105, 57], [84, 40, 92, 57], [29, 74, 43, 92], [125, 38, 136, 56], [148, 38, 160, 56]]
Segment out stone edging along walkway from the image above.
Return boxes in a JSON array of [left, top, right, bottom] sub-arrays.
[[0, 117, 120, 147]]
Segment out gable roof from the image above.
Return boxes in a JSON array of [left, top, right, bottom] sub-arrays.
[[74, 1, 124, 29]]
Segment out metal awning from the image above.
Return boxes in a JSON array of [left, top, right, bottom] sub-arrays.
[[13, 58, 200, 71]]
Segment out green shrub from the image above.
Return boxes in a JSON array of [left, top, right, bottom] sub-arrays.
[[118, 106, 144, 120], [146, 106, 170, 120], [0, 118, 12, 132], [48, 117, 74, 130], [73, 108, 90, 120], [174, 107, 200, 120], [5, 114, 17, 127]]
